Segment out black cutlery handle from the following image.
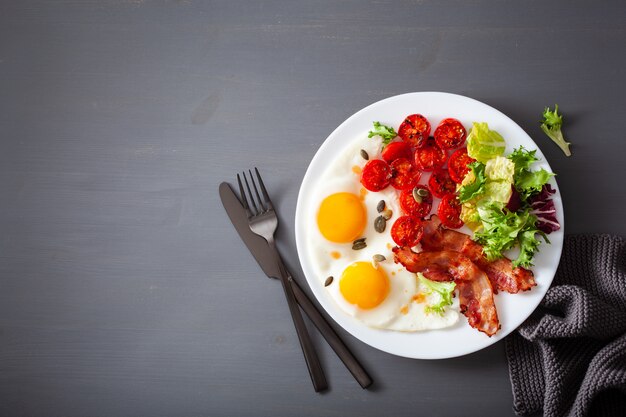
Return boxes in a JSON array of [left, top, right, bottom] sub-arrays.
[[278, 270, 328, 392], [289, 277, 373, 389]]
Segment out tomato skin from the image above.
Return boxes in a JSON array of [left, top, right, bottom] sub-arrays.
[[434, 118, 467, 149], [448, 148, 475, 183], [429, 167, 457, 198], [399, 185, 432, 218], [438, 193, 464, 229], [382, 141, 413, 163], [398, 114, 431, 148], [360, 159, 391, 191], [391, 215, 424, 247], [390, 158, 420, 190], [414, 137, 448, 171]]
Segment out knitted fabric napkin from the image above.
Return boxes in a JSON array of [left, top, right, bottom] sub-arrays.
[[505, 235, 626, 417]]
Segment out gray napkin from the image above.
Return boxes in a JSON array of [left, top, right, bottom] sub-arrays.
[[505, 234, 626, 417]]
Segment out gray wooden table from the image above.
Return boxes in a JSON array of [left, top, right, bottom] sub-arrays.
[[1, 1, 624, 416]]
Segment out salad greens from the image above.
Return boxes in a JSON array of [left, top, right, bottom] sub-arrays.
[[459, 156, 515, 205], [458, 162, 487, 203], [418, 273, 456, 316], [368, 121, 397, 146], [473, 203, 546, 267], [529, 184, 560, 233], [508, 147, 555, 200], [466, 122, 506, 162], [459, 136, 557, 267], [540, 105, 572, 157]]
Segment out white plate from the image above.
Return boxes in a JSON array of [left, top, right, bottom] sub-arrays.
[[295, 92, 564, 359]]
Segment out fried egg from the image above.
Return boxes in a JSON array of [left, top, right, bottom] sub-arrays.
[[306, 134, 459, 331]]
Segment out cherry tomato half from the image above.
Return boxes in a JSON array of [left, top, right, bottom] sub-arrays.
[[414, 137, 447, 171], [438, 193, 464, 229], [360, 159, 391, 191], [390, 158, 420, 190], [399, 185, 433, 218], [448, 148, 475, 183], [429, 167, 457, 198], [382, 141, 413, 163], [391, 215, 424, 247], [398, 114, 431, 148], [434, 118, 467, 149]]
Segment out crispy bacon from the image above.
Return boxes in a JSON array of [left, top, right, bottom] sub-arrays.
[[421, 215, 536, 294], [393, 247, 500, 336]]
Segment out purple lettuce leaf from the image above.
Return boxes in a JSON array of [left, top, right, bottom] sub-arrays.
[[528, 184, 560, 234]]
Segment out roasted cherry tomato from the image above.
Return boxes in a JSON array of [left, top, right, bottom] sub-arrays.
[[391, 215, 424, 247], [414, 137, 447, 171], [399, 185, 432, 218], [429, 167, 457, 198], [448, 148, 475, 183], [398, 114, 431, 148], [382, 141, 413, 163], [360, 159, 391, 191], [390, 158, 420, 190], [434, 118, 467, 149], [438, 193, 464, 229]]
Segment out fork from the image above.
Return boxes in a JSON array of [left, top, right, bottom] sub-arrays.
[[238, 168, 328, 392]]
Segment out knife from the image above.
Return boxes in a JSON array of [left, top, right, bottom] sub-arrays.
[[219, 182, 373, 389]]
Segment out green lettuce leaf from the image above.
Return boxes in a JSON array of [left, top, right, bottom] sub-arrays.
[[418, 273, 456, 316], [515, 229, 542, 268], [466, 122, 506, 163], [540, 104, 572, 157], [368, 121, 397, 145], [474, 203, 532, 261], [516, 169, 554, 198], [483, 182, 513, 204], [458, 162, 487, 203], [485, 155, 515, 182], [473, 203, 546, 267], [508, 147, 538, 176], [507, 147, 554, 200]]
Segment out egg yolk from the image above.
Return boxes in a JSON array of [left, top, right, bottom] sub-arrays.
[[317, 192, 366, 243], [340, 262, 389, 309]]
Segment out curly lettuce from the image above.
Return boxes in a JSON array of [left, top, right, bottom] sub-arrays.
[[368, 121, 397, 146], [418, 273, 456, 316], [458, 162, 487, 203], [473, 203, 546, 268], [540, 104, 572, 156], [507, 147, 555, 201]]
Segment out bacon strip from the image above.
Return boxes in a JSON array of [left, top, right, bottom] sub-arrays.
[[421, 215, 536, 294], [393, 247, 500, 337]]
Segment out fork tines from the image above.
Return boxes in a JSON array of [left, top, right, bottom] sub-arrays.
[[237, 168, 274, 217]]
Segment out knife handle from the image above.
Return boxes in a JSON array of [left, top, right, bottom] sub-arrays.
[[273, 249, 328, 392], [289, 275, 373, 389]]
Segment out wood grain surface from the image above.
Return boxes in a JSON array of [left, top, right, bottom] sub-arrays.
[[1, 1, 624, 416]]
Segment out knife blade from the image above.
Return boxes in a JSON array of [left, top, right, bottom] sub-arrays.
[[219, 182, 372, 389]]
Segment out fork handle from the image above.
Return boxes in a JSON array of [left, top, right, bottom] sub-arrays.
[[271, 244, 328, 392], [289, 279, 373, 389]]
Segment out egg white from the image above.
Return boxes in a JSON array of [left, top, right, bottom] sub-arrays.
[[306, 134, 459, 331]]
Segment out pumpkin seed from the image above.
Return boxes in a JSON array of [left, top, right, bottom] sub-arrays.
[[417, 188, 429, 197], [360, 149, 369, 160], [352, 240, 367, 250], [376, 200, 386, 213], [324, 276, 334, 287], [374, 215, 386, 233], [412, 188, 423, 203], [353, 237, 366, 244], [382, 208, 393, 220], [373, 254, 386, 262]]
